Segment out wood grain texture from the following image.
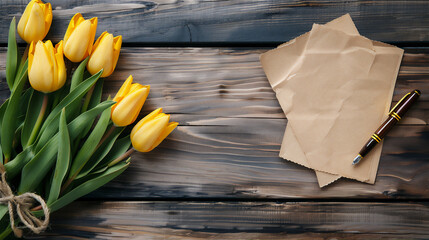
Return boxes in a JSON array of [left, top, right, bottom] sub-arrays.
[[2, 0, 429, 44], [0, 47, 428, 200], [27, 201, 429, 239]]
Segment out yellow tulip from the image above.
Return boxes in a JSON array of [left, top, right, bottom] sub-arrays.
[[131, 108, 178, 152], [87, 32, 122, 77], [64, 13, 98, 62], [17, 0, 52, 43], [28, 40, 67, 93], [111, 75, 150, 126]]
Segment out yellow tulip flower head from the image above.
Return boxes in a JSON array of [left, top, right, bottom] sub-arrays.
[[131, 108, 178, 152], [17, 0, 52, 43], [64, 13, 98, 62], [28, 40, 67, 93], [111, 75, 150, 127], [87, 32, 122, 78]]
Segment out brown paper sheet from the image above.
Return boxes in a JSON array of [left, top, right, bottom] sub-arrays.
[[260, 14, 403, 187], [263, 14, 359, 186], [279, 15, 360, 186]]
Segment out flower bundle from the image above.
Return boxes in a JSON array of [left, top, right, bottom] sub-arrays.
[[0, 0, 177, 237]]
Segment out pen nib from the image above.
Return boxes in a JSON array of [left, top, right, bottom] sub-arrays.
[[352, 155, 362, 165]]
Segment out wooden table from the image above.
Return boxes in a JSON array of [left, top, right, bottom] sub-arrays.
[[1, 1, 429, 239]]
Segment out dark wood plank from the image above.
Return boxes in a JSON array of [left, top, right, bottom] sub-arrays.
[[2, 1, 429, 44], [1, 48, 429, 199], [30, 201, 429, 239]]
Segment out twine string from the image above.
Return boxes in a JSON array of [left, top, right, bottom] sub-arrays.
[[0, 165, 49, 237]]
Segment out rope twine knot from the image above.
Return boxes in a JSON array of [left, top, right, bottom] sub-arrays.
[[0, 165, 50, 237]]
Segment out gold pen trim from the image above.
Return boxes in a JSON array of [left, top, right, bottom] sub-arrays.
[[390, 112, 401, 121], [389, 91, 412, 116], [414, 90, 421, 96], [373, 134, 382, 142], [371, 134, 381, 143]]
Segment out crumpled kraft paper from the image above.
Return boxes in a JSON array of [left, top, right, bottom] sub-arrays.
[[260, 14, 403, 187]]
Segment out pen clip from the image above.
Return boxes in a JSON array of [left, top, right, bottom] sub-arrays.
[[389, 91, 412, 115]]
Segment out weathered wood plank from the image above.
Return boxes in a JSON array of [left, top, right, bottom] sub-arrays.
[[31, 201, 429, 239], [109, 47, 429, 123], [87, 122, 429, 199], [91, 47, 429, 199], [1, 48, 429, 121], [0, 47, 429, 199], [3, 47, 427, 121], [2, 1, 429, 44]]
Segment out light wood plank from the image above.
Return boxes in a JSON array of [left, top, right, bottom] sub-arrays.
[[1, 48, 429, 121], [2, 1, 429, 44], [31, 201, 429, 239], [0, 48, 428, 199]]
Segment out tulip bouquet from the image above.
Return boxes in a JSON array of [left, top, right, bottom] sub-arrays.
[[0, 0, 177, 238]]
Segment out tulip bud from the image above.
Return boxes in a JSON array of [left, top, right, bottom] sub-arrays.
[[28, 40, 67, 93], [17, 0, 52, 43], [111, 75, 150, 127], [64, 13, 98, 62], [87, 32, 122, 78], [131, 108, 178, 152]]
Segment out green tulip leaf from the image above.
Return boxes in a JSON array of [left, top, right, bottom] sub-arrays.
[[47, 109, 70, 205], [21, 90, 46, 148], [15, 89, 33, 141], [76, 126, 124, 180], [81, 79, 104, 138], [51, 85, 68, 110], [86, 165, 108, 177], [0, 144, 3, 165], [12, 47, 29, 92], [88, 79, 104, 110], [96, 135, 131, 169], [19, 130, 59, 194], [0, 206, 8, 227], [48, 160, 129, 213], [19, 100, 115, 193], [13, 121, 24, 150], [18, 87, 33, 117], [36, 70, 103, 151], [68, 105, 112, 180], [0, 100, 8, 165], [66, 100, 115, 140], [1, 60, 27, 161], [70, 57, 89, 92], [35, 108, 61, 152], [11, 60, 28, 93], [4, 147, 34, 180], [6, 17, 18, 90], [0, 100, 9, 135]]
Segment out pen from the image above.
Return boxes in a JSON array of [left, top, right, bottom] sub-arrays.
[[352, 89, 421, 165]]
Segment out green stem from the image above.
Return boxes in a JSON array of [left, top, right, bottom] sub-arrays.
[[0, 224, 12, 239], [97, 125, 116, 149], [108, 148, 135, 167], [26, 94, 48, 148], [60, 175, 74, 195], [81, 84, 95, 113], [21, 43, 29, 62]]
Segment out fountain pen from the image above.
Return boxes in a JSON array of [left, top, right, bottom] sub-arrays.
[[352, 89, 421, 165]]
